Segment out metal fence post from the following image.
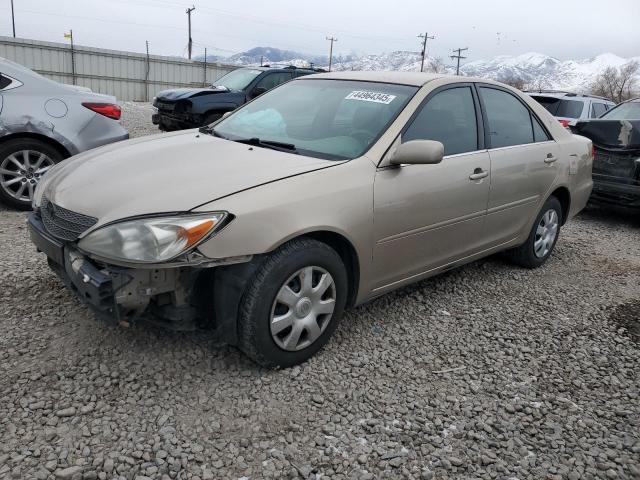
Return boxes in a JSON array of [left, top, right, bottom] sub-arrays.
[[203, 48, 207, 86], [70, 30, 76, 85], [145, 40, 150, 101]]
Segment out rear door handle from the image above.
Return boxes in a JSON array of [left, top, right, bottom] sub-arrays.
[[544, 153, 558, 164], [469, 168, 489, 181]]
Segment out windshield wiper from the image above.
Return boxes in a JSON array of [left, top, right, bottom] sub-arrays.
[[198, 126, 228, 139], [198, 130, 299, 154], [233, 137, 299, 154]]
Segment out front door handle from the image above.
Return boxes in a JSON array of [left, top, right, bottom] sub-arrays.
[[469, 168, 489, 181], [544, 153, 558, 164]]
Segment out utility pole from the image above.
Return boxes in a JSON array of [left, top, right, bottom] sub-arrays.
[[186, 6, 195, 60], [10, 0, 16, 37], [450, 47, 468, 75], [418, 32, 434, 72], [326, 36, 337, 72]]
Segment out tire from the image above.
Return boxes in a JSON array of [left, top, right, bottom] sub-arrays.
[[0, 138, 63, 210], [506, 196, 563, 269], [202, 112, 222, 126], [238, 238, 348, 368]]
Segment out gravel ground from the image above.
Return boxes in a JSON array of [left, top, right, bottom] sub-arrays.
[[0, 104, 639, 480]]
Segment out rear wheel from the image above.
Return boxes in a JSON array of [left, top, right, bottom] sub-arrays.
[[0, 139, 63, 210], [238, 238, 348, 368], [506, 196, 562, 268]]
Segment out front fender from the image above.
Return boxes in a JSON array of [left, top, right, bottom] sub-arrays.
[[192, 157, 376, 303]]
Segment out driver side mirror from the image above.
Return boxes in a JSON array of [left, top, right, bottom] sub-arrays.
[[389, 140, 444, 165], [251, 86, 267, 97]]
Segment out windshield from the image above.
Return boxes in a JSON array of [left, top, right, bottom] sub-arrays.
[[213, 79, 417, 160], [531, 96, 584, 119], [214, 69, 262, 91], [600, 101, 640, 120]]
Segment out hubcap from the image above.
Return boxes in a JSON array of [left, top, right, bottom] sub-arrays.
[[270, 266, 336, 352], [534, 209, 559, 258], [0, 150, 54, 203]]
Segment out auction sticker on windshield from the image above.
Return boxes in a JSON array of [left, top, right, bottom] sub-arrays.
[[345, 91, 396, 104]]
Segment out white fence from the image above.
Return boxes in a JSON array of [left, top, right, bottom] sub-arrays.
[[0, 36, 238, 101]]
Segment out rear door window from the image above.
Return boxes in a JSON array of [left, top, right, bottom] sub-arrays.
[[591, 102, 608, 118], [255, 72, 293, 91], [531, 115, 551, 142], [403, 86, 479, 156], [480, 87, 535, 148]]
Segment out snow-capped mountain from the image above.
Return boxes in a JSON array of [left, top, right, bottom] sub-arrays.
[[459, 52, 640, 91], [212, 47, 329, 68], [212, 47, 639, 93]]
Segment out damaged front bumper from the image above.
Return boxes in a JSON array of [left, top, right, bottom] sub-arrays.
[[152, 110, 202, 130], [28, 213, 209, 330]]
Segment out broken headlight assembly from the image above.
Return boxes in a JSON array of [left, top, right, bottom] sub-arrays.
[[77, 213, 228, 264]]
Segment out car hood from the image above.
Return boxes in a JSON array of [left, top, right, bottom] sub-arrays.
[[156, 86, 231, 101], [42, 130, 339, 230]]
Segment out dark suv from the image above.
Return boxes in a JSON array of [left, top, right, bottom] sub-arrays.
[[152, 65, 323, 131]]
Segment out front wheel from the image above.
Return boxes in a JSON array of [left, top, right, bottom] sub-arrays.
[[238, 238, 348, 368], [506, 196, 562, 268]]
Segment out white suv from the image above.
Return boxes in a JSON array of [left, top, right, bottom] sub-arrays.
[[527, 90, 615, 129]]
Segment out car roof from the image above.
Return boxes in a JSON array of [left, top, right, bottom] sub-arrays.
[[526, 90, 613, 102], [239, 65, 323, 73], [297, 70, 509, 87]]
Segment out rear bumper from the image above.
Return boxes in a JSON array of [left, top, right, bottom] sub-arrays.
[[591, 176, 640, 208]]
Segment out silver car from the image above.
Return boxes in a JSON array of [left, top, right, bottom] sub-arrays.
[[0, 57, 128, 209], [28, 72, 593, 367], [527, 90, 615, 128]]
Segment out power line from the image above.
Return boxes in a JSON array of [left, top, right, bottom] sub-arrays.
[[186, 5, 195, 60], [130, 0, 413, 45], [326, 36, 338, 72], [418, 32, 434, 72], [450, 47, 468, 75]]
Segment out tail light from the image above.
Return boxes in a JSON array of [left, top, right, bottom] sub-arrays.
[[591, 144, 596, 159], [558, 119, 570, 128], [82, 102, 121, 120]]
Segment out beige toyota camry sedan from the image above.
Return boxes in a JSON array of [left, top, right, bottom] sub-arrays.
[[29, 72, 593, 367]]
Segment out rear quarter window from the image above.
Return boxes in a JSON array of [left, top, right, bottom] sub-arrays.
[[0, 74, 12, 90]]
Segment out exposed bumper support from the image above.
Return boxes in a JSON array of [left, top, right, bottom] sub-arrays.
[[29, 213, 199, 327]]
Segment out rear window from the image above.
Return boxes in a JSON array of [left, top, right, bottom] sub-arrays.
[[600, 101, 640, 120], [531, 96, 584, 119]]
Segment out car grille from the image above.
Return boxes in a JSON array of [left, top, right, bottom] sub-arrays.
[[155, 100, 175, 112], [40, 197, 98, 242]]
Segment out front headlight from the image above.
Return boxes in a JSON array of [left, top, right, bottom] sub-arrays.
[[78, 213, 227, 263]]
